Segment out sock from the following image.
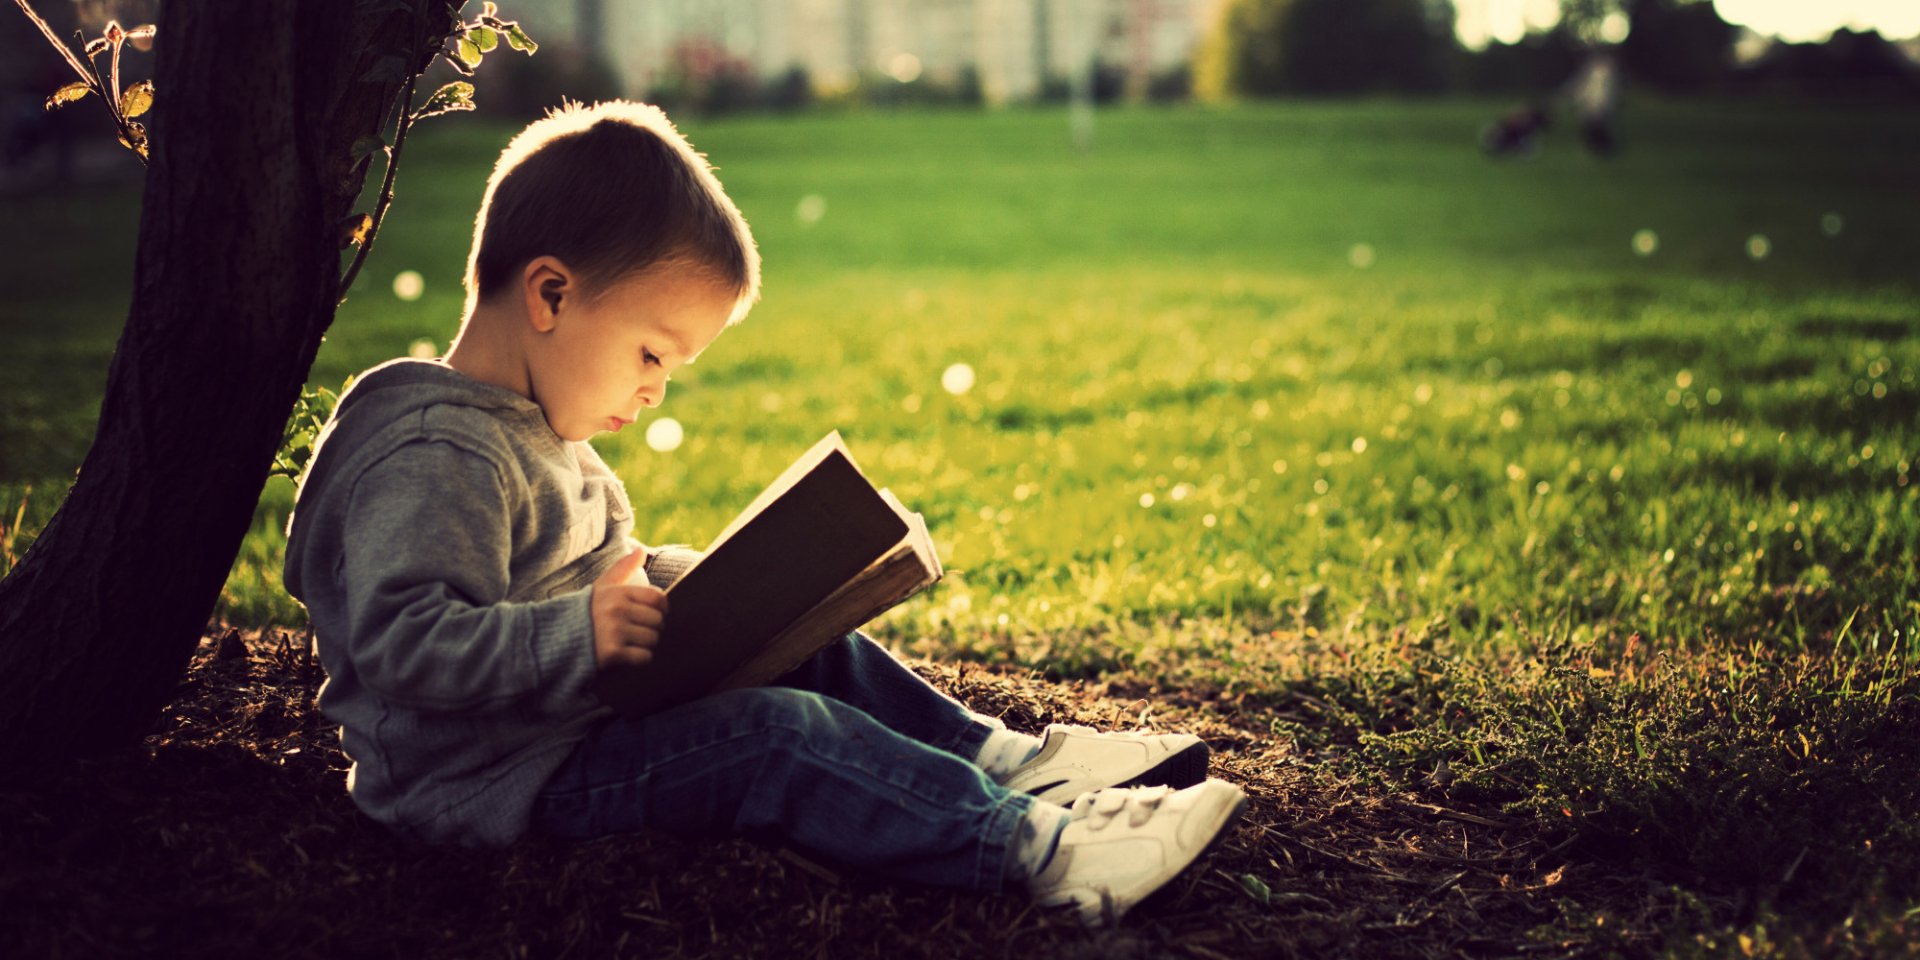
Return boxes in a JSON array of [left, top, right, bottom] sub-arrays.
[[1006, 800, 1072, 882], [972, 725, 1044, 781]]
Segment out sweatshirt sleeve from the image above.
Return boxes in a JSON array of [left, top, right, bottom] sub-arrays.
[[340, 439, 601, 717]]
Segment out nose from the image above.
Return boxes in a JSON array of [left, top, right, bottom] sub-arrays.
[[638, 382, 666, 408]]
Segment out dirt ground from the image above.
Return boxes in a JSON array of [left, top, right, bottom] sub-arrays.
[[1, 626, 1722, 959]]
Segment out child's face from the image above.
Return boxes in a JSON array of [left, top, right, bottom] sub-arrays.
[[526, 262, 735, 442]]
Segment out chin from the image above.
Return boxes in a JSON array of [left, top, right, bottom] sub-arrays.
[[541, 413, 589, 443]]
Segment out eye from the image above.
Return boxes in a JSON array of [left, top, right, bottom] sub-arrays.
[[642, 348, 661, 367]]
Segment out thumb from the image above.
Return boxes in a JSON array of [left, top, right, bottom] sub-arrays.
[[598, 548, 649, 587]]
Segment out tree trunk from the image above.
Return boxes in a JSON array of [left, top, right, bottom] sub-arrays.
[[0, 1, 458, 771]]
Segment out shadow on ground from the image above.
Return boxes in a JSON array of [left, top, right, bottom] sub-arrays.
[[0, 627, 1740, 959]]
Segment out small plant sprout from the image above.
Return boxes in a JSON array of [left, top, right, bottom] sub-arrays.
[[335, 2, 538, 303], [19, 1, 156, 164]]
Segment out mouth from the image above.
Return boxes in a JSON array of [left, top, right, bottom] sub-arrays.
[[606, 416, 632, 432]]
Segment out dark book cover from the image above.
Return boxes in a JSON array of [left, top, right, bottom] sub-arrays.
[[599, 446, 909, 715]]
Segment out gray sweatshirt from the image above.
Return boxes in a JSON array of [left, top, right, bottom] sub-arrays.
[[283, 357, 693, 846]]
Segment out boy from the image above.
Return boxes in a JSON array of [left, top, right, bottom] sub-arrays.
[[283, 101, 1245, 926]]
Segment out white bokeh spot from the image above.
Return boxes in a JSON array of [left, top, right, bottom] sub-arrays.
[[941, 362, 976, 396], [796, 194, 827, 226], [646, 417, 684, 452]]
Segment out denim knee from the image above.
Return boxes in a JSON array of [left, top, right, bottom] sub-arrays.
[[714, 686, 839, 733]]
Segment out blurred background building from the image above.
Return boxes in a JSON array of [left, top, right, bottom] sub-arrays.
[[3, 0, 1918, 125], [509, 0, 1216, 107]]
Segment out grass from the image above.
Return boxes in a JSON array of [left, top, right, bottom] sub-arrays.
[[2, 98, 1919, 956]]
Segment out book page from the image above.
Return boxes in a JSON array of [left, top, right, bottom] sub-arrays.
[[879, 489, 940, 575]]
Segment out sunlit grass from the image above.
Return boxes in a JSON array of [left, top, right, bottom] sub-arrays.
[[5, 97, 1920, 950], [2, 100, 1914, 653]]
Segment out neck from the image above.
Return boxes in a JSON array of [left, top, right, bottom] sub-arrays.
[[444, 300, 533, 400]]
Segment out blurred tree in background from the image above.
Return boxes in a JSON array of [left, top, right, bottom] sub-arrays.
[[1199, 0, 1454, 97], [1618, 0, 1736, 91], [1741, 28, 1920, 98], [1199, 0, 1913, 101]]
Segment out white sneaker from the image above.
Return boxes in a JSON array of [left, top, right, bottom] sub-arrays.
[[1027, 779, 1248, 926], [999, 723, 1210, 805]]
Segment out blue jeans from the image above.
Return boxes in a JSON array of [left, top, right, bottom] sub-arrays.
[[528, 632, 1036, 892]]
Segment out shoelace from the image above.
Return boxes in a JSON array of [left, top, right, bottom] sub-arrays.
[[1067, 784, 1174, 830]]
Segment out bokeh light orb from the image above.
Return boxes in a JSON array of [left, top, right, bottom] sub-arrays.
[[1821, 212, 1844, 237], [407, 337, 436, 359], [646, 417, 684, 452], [941, 362, 976, 395], [1598, 10, 1631, 43], [1632, 229, 1659, 256], [888, 53, 923, 83], [393, 270, 424, 301], [1348, 243, 1376, 269], [1746, 234, 1772, 260], [796, 194, 827, 225]]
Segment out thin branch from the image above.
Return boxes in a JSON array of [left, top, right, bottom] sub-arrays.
[[109, 28, 123, 106], [12, 0, 92, 84], [335, 72, 417, 303], [13, 1, 148, 166]]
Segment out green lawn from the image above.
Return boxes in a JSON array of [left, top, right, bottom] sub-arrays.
[[4, 99, 1920, 952]]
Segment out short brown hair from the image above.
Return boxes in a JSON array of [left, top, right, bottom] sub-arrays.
[[464, 101, 760, 322]]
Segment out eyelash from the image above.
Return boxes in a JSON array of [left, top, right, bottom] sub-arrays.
[[642, 349, 661, 367]]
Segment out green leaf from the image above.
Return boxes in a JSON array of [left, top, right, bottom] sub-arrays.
[[469, 25, 498, 52], [125, 23, 156, 41], [413, 80, 477, 121], [44, 82, 92, 111], [1237, 873, 1271, 905], [504, 23, 537, 54], [104, 20, 124, 44], [117, 121, 148, 161], [120, 79, 154, 118], [482, 1, 498, 19], [454, 35, 482, 69], [340, 213, 374, 249], [275, 383, 345, 481], [84, 38, 109, 58]]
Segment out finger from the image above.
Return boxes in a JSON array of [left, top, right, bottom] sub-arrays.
[[622, 627, 660, 649], [597, 549, 648, 586], [607, 584, 668, 609], [623, 603, 665, 629], [609, 645, 653, 668], [632, 585, 670, 612]]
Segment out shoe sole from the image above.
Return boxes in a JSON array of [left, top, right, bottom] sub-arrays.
[[1118, 740, 1211, 792]]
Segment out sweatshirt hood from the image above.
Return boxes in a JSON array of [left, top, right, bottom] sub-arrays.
[[283, 358, 562, 598]]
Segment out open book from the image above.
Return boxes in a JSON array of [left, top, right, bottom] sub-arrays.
[[593, 432, 944, 717]]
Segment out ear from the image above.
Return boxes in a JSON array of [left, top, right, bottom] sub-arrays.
[[520, 256, 572, 333]]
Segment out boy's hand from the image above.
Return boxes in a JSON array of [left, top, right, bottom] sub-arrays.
[[591, 549, 669, 671]]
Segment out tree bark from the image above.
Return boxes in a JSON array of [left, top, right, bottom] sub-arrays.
[[0, 0, 459, 771]]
